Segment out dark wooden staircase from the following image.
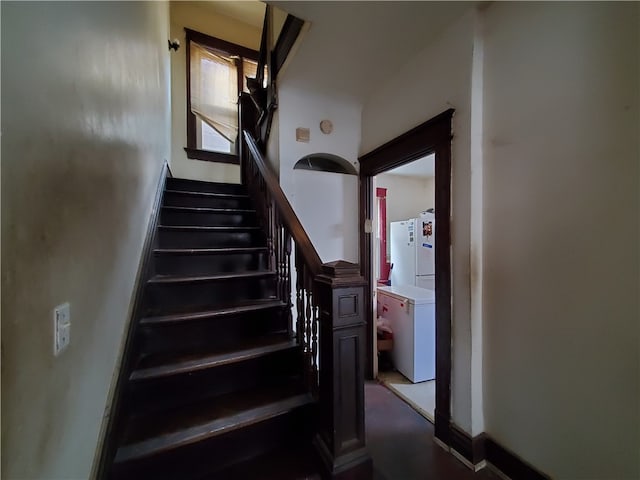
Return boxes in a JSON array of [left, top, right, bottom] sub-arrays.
[[107, 177, 320, 479], [102, 6, 371, 476]]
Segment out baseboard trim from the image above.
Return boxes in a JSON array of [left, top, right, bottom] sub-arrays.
[[92, 161, 169, 479], [485, 436, 551, 480], [447, 424, 550, 480], [434, 409, 451, 445], [450, 424, 486, 466], [450, 447, 475, 470]]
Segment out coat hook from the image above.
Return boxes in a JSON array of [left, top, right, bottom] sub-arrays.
[[168, 39, 180, 51]]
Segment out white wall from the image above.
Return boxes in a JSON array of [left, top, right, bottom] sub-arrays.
[[469, 6, 486, 437], [482, 3, 639, 478], [278, 85, 361, 264], [361, 10, 476, 433], [1, 2, 171, 479], [169, 1, 261, 183], [292, 170, 359, 264]]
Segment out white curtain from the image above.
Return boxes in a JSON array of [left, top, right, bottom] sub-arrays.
[[190, 41, 238, 143]]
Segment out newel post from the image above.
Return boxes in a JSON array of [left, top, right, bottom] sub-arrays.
[[313, 260, 372, 479]]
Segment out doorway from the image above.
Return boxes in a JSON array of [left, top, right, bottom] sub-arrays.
[[359, 109, 454, 445], [374, 155, 436, 421]]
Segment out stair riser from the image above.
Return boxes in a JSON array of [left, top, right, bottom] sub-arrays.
[[143, 277, 277, 315], [153, 252, 268, 276], [166, 178, 245, 195], [157, 229, 265, 249], [127, 350, 302, 415], [163, 192, 251, 210], [134, 310, 288, 357], [109, 177, 315, 480], [161, 209, 257, 227], [111, 405, 314, 480]]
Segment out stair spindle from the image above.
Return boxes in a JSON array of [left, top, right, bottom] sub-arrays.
[[284, 231, 293, 337]]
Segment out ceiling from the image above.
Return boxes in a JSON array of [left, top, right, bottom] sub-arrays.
[[269, 1, 473, 102], [189, 1, 473, 103], [384, 153, 435, 178]]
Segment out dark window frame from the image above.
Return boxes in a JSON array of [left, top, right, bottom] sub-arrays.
[[184, 28, 259, 164]]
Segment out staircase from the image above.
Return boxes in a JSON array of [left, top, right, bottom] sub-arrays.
[[107, 177, 320, 479], [102, 5, 370, 475]]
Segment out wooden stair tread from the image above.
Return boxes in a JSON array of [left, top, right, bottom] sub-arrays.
[[107, 175, 318, 478], [165, 189, 248, 199], [166, 178, 242, 188], [130, 337, 297, 381], [154, 247, 267, 255], [162, 206, 255, 214], [115, 384, 312, 463], [158, 225, 261, 231], [139, 300, 286, 325], [148, 270, 276, 284]]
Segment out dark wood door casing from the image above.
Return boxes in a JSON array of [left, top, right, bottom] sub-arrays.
[[358, 108, 454, 445]]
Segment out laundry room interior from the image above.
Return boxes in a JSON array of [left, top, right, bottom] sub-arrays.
[[373, 153, 437, 422]]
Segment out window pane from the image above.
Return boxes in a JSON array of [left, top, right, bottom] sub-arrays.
[[190, 41, 238, 153], [200, 119, 231, 153]]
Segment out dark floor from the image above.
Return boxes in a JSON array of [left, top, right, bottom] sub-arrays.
[[366, 382, 501, 480], [214, 382, 503, 479]]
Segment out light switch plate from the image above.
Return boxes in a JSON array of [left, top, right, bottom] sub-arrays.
[[54, 303, 71, 356], [364, 219, 372, 233]]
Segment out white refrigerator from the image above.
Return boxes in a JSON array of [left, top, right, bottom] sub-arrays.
[[389, 212, 435, 290], [377, 284, 435, 382]]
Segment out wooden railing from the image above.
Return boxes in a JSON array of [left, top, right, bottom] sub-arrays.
[[239, 92, 371, 478], [240, 95, 322, 392], [246, 5, 304, 151]]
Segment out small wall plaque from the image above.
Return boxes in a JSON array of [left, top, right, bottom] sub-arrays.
[[320, 119, 333, 134], [296, 127, 310, 143]]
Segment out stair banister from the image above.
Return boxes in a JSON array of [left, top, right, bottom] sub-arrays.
[[241, 129, 322, 276], [239, 92, 372, 478]]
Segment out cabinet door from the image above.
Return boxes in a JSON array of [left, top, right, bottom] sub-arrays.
[[380, 295, 414, 381]]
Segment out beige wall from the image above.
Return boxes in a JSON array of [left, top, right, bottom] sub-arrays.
[[1, 2, 171, 478], [482, 3, 639, 478], [375, 173, 435, 261], [361, 10, 476, 433], [272, 7, 288, 46], [169, 1, 261, 182], [377, 174, 435, 224], [363, 4, 640, 476]]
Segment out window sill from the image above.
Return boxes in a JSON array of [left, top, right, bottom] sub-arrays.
[[184, 148, 239, 165]]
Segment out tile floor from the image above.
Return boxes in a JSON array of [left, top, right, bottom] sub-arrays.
[[377, 370, 436, 422]]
